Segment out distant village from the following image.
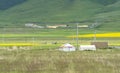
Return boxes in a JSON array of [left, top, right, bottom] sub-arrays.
[[25, 23, 89, 29]]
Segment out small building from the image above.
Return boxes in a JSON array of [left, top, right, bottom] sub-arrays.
[[91, 42, 108, 49], [78, 25, 88, 28], [25, 23, 44, 28], [25, 23, 34, 27], [57, 24, 67, 27], [79, 45, 96, 51], [46, 25, 58, 28]]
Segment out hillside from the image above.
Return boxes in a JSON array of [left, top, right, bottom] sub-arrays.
[[0, 0, 120, 31]]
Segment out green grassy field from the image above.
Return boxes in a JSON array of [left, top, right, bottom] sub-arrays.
[[0, 0, 120, 31], [0, 0, 120, 72], [0, 27, 119, 73], [0, 28, 120, 45]]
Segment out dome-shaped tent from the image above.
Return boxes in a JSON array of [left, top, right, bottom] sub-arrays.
[[59, 43, 76, 52]]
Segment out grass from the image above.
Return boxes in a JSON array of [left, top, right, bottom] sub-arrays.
[[0, 28, 120, 47], [0, 27, 119, 73], [0, 0, 120, 32], [0, 0, 120, 72], [0, 49, 120, 73], [0, 0, 102, 22]]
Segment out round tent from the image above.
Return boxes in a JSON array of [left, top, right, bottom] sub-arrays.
[[59, 43, 76, 52]]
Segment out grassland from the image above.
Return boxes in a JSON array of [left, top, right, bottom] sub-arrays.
[[0, 0, 120, 31], [0, 27, 119, 73], [0, 49, 120, 73], [0, 27, 119, 48], [0, 0, 120, 72]]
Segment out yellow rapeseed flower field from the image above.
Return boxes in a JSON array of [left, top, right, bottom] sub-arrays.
[[0, 43, 39, 46], [68, 32, 120, 38]]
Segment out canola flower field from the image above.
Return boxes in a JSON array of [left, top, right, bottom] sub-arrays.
[[0, 43, 39, 46], [68, 32, 120, 38], [67, 32, 120, 46], [0, 32, 120, 47]]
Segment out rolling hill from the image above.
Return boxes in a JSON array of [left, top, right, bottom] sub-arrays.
[[0, 0, 120, 31]]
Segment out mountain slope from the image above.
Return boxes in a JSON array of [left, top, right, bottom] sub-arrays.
[[0, 0, 102, 22], [0, 0, 26, 10], [0, 0, 120, 31]]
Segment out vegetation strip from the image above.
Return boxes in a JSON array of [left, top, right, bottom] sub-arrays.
[[68, 32, 120, 38], [0, 43, 39, 46]]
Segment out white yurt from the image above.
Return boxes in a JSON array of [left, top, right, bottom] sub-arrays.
[[59, 43, 76, 52]]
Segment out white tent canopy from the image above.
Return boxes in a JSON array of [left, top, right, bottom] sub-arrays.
[[59, 43, 76, 52]]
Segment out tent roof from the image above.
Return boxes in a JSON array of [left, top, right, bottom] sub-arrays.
[[60, 43, 74, 48]]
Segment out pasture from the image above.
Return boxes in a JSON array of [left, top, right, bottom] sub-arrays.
[[0, 0, 120, 72], [0, 27, 120, 73], [0, 27, 120, 47], [0, 49, 120, 73]]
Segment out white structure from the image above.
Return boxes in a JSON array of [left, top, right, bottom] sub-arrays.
[[57, 25, 67, 27], [79, 45, 96, 51], [59, 43, 76, 52], [78, 25, 88, 28], [25, 23, 44, 28], [46, 25, 58, 28]]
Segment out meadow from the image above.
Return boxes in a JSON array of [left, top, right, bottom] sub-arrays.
[[0, 0, 120, 72], [0, 0, 120, 30], [0, 49, 120, 73], [0, 27, 120, 73], [0, 27, 120, 47]]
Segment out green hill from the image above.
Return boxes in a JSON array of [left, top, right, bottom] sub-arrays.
[[0, 0, 120, 31]]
